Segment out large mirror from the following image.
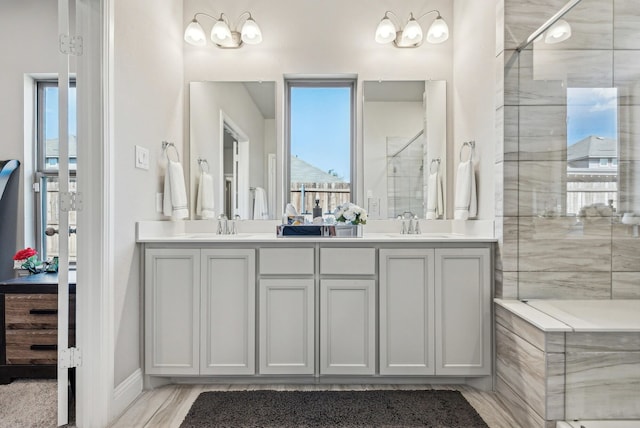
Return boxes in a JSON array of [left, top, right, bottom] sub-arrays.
[[363, 80, 446, 219], [190, 81, 276, 220]]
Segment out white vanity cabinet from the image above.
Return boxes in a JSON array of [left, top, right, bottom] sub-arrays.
[[145, 247, 255, 376], [200, 249, 255, 375], [435, 248, 491, 375], [258, 248, 315, 375], [319, 247, 376, 375], [378, 247, 491, 376], [379, 249, 436, 375], [144, 248, 200, 375]]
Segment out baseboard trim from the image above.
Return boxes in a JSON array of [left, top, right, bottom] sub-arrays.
[[112, 368, 143, 421]]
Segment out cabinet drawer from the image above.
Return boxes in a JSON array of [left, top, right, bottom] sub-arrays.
[[5, 294, 75, 329], [320, 248, 375, 275], [5, 329, 76, 365], [259, 248, 314, 275]]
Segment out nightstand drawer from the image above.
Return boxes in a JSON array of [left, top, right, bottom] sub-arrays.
[[5, 329, 75, 365], [5, 294, 75, 329]]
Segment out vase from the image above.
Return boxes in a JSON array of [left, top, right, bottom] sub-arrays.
[[334, 223, 363, 237]]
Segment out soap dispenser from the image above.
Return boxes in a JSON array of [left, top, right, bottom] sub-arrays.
[[313, 199, 322, 219]]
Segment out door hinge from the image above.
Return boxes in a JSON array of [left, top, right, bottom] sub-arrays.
[[60, 191, 83, 212], [59, 347, 82, 369], [59, 34, 83, 56], [32, 182, 40, 193]]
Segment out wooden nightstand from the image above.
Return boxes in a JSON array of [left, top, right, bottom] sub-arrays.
[[0, 272, 75, 384]]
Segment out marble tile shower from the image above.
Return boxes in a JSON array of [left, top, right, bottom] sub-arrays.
[[495, 0, 640, 300]]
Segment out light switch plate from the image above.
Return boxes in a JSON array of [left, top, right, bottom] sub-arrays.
[[135, 145, 150, 170]]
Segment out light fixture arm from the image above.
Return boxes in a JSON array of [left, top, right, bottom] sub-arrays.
[[191, 12, 222, 23], [381, 10, 402, 28], [413, 9, 442, 23]]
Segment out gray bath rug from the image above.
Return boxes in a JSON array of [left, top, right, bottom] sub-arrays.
[[180, 389, 488, 427]]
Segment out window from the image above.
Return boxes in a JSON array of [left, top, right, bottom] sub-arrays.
[[36, 80, 77, 263], [286, 78, 356, 215]]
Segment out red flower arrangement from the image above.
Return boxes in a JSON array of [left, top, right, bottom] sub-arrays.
[[13, 247, 41, 274], [13, 247, 37, 261]]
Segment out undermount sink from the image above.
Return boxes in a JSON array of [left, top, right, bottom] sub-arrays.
[[181, 233, 260, 239], [385, 233, 453, 239]]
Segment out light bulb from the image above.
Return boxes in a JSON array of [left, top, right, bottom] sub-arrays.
[[402, 17, 423, 42], [184, 19, 206, 46], [241, 17, 262, 45], [426, 16, 449, 44], [544, 19, 571, 44], [375, 17, 396, 44], [211, 19, 232, 45]]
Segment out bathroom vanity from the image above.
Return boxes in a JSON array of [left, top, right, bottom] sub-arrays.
[[138, 222, 494, 387]]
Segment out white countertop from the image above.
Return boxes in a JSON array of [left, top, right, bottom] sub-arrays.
[[136, 220, 497, 243]]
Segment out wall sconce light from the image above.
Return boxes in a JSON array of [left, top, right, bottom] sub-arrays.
[[544, 19, 572, 44], [184, 11, 262, 49], [375, 10, 449, 48]]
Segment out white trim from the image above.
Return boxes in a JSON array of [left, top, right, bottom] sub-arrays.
[[74, 0, 115, 426], [111, 369, 143, 420]]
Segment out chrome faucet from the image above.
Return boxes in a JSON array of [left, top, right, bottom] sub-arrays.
[[217, 214, 228, 235]]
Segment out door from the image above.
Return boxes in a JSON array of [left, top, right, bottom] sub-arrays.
[[320, 279, 375, 375], [56, 0, 74, 424], [259, 279, 314, 374], [435, 248, 491, 375], [379, 249, 435, 375], [200, 249, 255, 375]]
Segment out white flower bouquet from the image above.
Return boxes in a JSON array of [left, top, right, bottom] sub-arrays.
[[334, 202, 367, 225]]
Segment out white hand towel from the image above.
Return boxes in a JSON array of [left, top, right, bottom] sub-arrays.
[[454, 159, 477, 220], [196, 171, 215, 219], [253, 186, 269, 220], [163, 160, 189, 220], [425, 171, 443, 220]]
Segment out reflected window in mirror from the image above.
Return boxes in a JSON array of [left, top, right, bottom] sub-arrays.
[[285, 78, 356, 215], [566, 88, 618, 218]]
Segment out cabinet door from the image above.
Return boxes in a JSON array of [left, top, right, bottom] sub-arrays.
[[379, 249, 435, 375], [259, 279, 314, 375], [320, 279, 375, 375], [145, 249, 200, 375], [200, 249, 255, 375], [435, 248, 491, 375]]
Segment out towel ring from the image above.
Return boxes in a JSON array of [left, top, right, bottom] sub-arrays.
[[429, 158, 441, 175], [459, 141, 475, 162], [162, 141, 180, 162], [197, 158, 209, 173]]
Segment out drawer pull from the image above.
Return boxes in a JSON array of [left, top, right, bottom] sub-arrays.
[[30, 344, 57, 351], [29, 309, 58, 315]]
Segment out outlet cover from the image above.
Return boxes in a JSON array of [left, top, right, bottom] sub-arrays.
[[135, 145, 150, 170]]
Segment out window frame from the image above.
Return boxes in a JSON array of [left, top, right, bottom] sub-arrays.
[[284, 77, 357, 212], [35, 79, 77, 264]]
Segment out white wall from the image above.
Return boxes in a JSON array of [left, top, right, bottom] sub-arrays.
[[0, 0, 59, 253], [112, 0, 183, 386], [452, 0, 497, 219], [183, 0, 454, 212]]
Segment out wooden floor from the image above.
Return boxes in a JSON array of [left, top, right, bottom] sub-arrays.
[[109, 384, 520, 428]]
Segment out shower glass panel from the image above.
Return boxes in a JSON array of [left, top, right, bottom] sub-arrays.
[[386, 133, 425, 217]]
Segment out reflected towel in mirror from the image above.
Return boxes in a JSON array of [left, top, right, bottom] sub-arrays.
[[163, 159, 189, 220], [454, 159, 477, 220], [253, 186, 269, 220], [196, 171, 215, 219], [425, 170, 443, 220]]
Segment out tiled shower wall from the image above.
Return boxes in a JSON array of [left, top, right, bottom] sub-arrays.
[[495, 0, 640, 300]]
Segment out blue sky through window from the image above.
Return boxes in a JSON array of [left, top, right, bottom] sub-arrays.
[[567, 88, 617, 146], [290, 86, 351, 181], [44, 86, 77, 139]]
